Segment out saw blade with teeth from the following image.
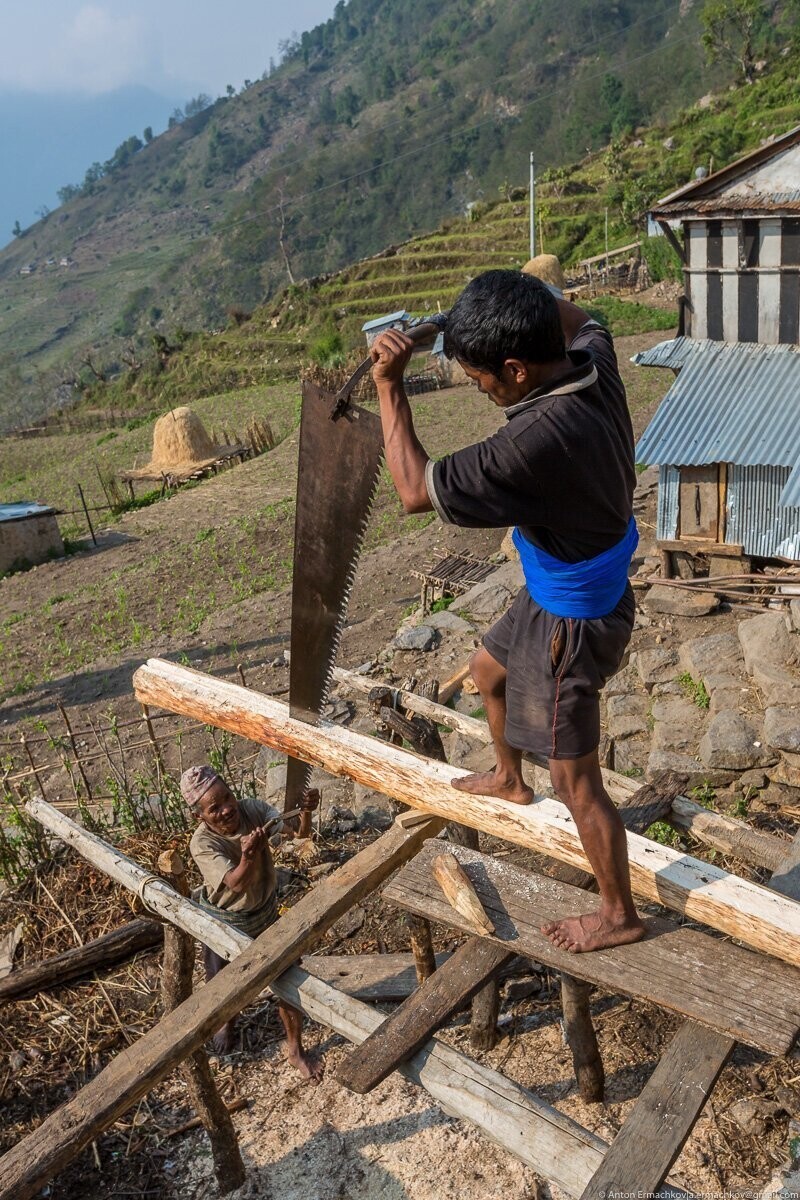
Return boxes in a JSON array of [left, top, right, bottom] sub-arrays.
[[283, 378, 384, 813]]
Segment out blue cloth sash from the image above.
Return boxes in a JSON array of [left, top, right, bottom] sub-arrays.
[[512, 516, 638, 619]]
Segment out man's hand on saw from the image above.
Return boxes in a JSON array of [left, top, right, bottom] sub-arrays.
[[371, 329, 414, 386]]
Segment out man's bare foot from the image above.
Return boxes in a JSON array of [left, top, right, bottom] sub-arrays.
[[287, 1044, 324, 1084], [212, 1024, 235, 1055], [452, 768, 534, 806], [541, 910, 645, 953]]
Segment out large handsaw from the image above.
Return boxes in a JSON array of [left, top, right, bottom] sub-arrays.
[[283, 320, 442, 814]]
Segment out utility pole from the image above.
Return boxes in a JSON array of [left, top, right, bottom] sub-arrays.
[[529, 152, 536, 260]]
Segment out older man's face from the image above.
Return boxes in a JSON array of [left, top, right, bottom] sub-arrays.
[[197, 780, 241, 836]]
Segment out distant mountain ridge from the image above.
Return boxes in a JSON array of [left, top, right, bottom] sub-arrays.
[[0, 85, 179, 246], [0, 0, 785, 427]]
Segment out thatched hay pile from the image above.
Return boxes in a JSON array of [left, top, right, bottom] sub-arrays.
[[521, 253, 566, 294], [128, 406, 238, 480]]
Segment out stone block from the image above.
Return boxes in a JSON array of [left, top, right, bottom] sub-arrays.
[[678, 632, 744, 683], [738, 611, 796, 675], [643, 584, 719, 617], [454, 582, 512, 619], [637, 646, 678, 689], [425, 609, 475, 633], [605, 660, 640, 697], [612, 735, 648, 777], [750, 660, 800, 707], [352, 783, 397, 830], [606, 694, 650, 740], [650, 696, 705, 753], [769, 751, 800, 788], [764, 706, 800, 753], [698, 711, 775, 771], [395, 625, 438, 652], [646, 749, 704, 783], [791, 598, 800, 633]]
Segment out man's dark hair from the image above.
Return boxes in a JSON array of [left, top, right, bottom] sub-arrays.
[[443, 269, 566, 375]]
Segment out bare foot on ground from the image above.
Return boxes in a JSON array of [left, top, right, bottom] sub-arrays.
[[287, 1045, 325, 1083], [452, 768, 534, 806], [541, 910, 645, 953], [212, 1024, 235, 1055]]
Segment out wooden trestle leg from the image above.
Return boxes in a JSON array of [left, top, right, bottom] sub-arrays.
[[383, 679, 504, 1052], [158, 851, 245, 1195]]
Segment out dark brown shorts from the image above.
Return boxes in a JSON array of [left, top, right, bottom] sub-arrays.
[[482, 584, 635, 761]]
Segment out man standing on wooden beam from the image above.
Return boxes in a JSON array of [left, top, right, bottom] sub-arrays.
[[370, 269, 642, 954]]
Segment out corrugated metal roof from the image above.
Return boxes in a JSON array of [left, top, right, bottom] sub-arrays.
[[656, 192, 800, 216], [651, 124, 800, 214], [361, 310, 409, 332], [0, 501, 55, 523], [634, 339, 800, 508], [631, 337, 704, 370], [727, 465, 800, 558]]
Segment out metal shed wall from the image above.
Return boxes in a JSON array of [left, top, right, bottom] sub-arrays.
[[727, 464, 800, 560]]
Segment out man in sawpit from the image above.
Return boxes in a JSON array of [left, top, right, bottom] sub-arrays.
[[370, 269, 642, 954], [181, 764, 324, 1078]]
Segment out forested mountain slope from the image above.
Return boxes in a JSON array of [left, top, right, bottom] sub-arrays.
[[0, 0, 794, 427]]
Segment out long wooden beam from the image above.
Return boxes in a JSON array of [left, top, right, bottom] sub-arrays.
[[134, 658, 800, 969], [0, 809, 444, 1200], [25, 801, 685, 1199], [332, 665, 787, 873]]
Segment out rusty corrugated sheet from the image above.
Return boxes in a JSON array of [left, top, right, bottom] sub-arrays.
[[727, 465, 800, 559], [655, 192, 800, 216]]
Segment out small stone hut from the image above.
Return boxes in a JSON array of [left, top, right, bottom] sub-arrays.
[[0, 502, 64, 575]]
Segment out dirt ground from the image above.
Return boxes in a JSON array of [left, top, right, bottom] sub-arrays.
[[6, 324, 800, 1198]]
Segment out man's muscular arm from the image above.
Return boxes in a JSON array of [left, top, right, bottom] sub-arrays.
[[556, 297, 594, 345], [371, 329, 433, 514]]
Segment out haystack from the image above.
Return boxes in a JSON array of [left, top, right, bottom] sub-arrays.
[[127, 407, 239, 481], [521, 253, 566, 295]]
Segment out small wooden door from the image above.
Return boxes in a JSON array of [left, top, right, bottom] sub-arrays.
[[679, 465, 720, 540]]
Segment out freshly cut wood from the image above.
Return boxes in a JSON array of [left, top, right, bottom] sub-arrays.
[[438, 662, 472, 704], [432, 852, 495, 936], [134, 658, 800, 969], [336, 937, 512, 1094], [384, 841, 800, 1056], [333, 665, 785, 872], [0, 811, 444, 1200], [0, 919, 162, 1002]]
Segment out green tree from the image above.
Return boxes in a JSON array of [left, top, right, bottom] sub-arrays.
[[12, 219, 22, 238], [143, 126, 153, 144], [700, 0, 768, 84]]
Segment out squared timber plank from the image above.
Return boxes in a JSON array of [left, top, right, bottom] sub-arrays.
[[335, 937, 512, 1093], [581, 823, 800, 1196], [384, 841, 800, 1055]]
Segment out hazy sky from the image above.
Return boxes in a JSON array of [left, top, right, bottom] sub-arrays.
[[1, 1, 339, 98]]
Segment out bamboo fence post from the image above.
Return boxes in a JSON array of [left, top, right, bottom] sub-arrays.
[[157, 849, 245, 1195], [20, 733, 48, 799], [57, 702, 92, 800], [76, 483, 97, 546], [140, 704, 165, 783]]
